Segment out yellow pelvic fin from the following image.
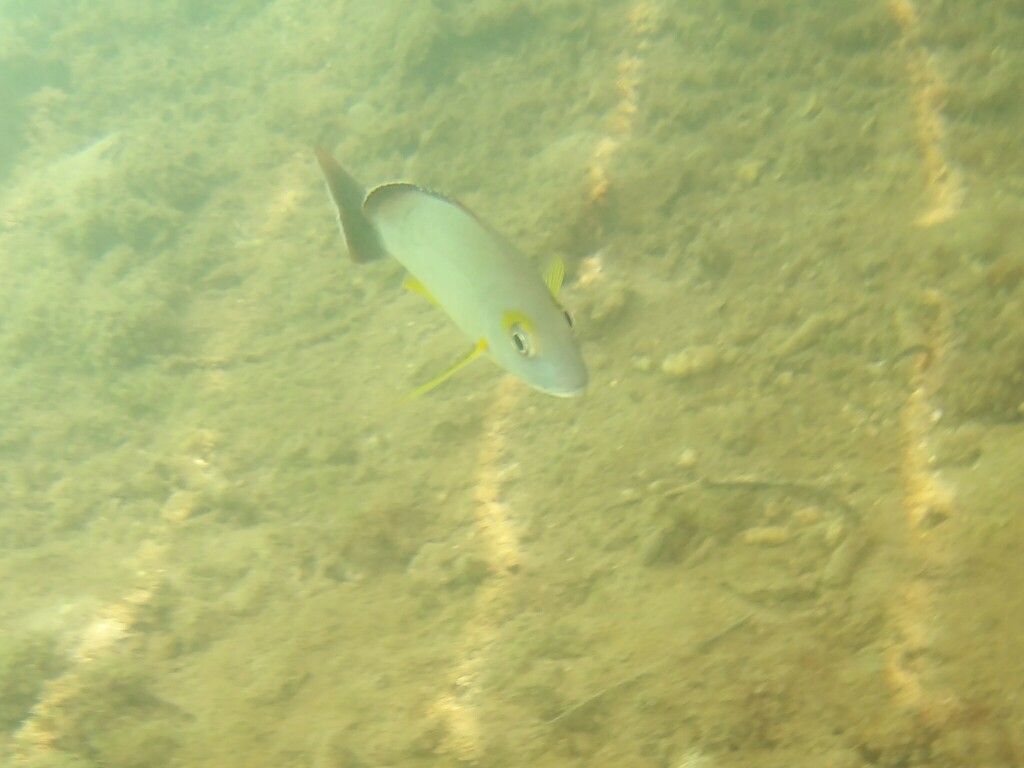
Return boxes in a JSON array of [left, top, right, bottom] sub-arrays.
[[543, 257, 565, 297], [402, 273, 439, 306], [404, 338, 489, 401]]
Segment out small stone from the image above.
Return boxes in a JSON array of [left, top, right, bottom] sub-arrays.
[[161, 489, 196, 523], [798, 94, 821, 118], [640, 527, 673, 566], [792, 506, 823, 526], [661, 346, 720, 379], [684, 536, 716, 566], [631, 355, 654, 372], [822, 533, 866, 587], [824, 520, 845, 548], [741, 526, 791, 546], [736, 159, 765, 185], [776, 312, 837, 358], [676, 448, 698, 469], [619, 487, 642, 504]]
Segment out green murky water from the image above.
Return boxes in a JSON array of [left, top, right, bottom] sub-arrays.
[[2, 2, 1022, 766]]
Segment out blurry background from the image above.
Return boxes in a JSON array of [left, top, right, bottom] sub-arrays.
[[1, 1, 1022, 766]]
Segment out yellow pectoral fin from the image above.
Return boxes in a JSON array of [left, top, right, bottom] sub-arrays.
[[403, 338, 489, 401], [402, 273, 440, 306]]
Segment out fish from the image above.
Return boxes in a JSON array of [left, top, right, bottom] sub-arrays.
[[314, 146, 588, 399]]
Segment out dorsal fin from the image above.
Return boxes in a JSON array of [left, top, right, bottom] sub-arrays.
[[543, 257, 565, 297]]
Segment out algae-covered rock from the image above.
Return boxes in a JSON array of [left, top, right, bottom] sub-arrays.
[[0, 630, 65, 729], [54, 654, 183, 768]]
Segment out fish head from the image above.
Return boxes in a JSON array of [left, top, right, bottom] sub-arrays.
[[486, 300, 588, 397]]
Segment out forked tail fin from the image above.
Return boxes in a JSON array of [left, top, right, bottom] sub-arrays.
[[313, 146, 387, 264]]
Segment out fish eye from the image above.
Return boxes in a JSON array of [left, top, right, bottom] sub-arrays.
[[509, 323, 532, 356], [563, 309, 575, 329]]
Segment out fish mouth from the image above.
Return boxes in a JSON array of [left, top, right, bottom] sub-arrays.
[[544, 374, 588, 398], [549, 386, 587, 398]]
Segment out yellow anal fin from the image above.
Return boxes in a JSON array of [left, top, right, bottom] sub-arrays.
[[543, 257, 565, 297], [404, 338, 489, 401], [402, 274, 439, 306]]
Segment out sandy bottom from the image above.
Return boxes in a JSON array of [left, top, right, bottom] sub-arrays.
[[1, 1, 1022, 766]]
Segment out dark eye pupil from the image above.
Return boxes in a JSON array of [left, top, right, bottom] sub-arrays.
[[509, 321, 533, 355], [563, 310, 575, 329]]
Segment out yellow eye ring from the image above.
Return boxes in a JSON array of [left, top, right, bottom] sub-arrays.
[[503, 310, 537, 357]]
